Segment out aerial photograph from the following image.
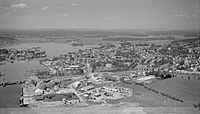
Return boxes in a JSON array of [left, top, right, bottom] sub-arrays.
[[0, 0, 199, 114]]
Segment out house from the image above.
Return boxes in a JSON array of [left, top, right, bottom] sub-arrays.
[[80, 85, 95, 91], [134, 65, 153, 72], [103, 86, 118, 92], [34, 95, 44, 101], [136, 75, 155, 81], [133, 65, 153, 76], [63, 99, 80, 105], [69, 65, 80, 69], [72, 81, 81, 89], [34, 88, 44, 95], [105, 63, 112, 68], [94, 93, 101, 97]]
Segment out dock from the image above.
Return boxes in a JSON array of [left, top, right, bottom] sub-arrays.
[[0, 80, 25, 87]]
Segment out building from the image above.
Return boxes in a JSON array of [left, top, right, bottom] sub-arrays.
[[94, 93, 101, 97], [133, 65, 153, 76], [80, 85, 95, 91], [63, 99, 80, 105], [34, 95, 44, 101], [136, 75, 155, 81]]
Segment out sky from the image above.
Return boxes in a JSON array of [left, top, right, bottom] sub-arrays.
[[0, 0, 199, 30]]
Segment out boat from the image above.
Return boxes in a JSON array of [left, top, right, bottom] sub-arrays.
[[70, 41, 83, 46]]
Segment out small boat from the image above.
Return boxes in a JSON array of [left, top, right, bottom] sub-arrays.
[[70, 41, 83, 46]]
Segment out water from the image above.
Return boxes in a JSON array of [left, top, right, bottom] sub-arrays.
[[0, 85, 21, 108], [0, 43, 96, 108], [9, 43, 95, 58], [0, 60, 45, 81]]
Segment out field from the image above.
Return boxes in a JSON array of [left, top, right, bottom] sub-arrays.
[[147, 77, 200, 105], [112, 82, 188, 107]]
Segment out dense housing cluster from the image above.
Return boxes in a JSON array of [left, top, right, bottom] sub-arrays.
[[39, 39, 200, 79], [0, 47, 46, 63]]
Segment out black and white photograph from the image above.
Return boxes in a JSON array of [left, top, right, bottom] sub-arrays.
[[0, 0, 200, 114]]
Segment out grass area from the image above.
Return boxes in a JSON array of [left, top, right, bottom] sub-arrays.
[[130, 85, 188, 107], [43, 93, 78, 102], [112, 82, 188, 107], [148, 77, 200, 105]]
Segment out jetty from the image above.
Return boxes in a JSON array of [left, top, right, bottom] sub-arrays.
[[0, 80, 25, 87]]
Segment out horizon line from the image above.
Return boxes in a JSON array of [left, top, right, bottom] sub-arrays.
[[0, 28, 199, 32]]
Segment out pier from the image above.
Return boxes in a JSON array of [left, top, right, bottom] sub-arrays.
[[0, 80, 25, 87]]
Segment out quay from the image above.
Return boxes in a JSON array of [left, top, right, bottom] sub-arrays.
[[0, 80, 25, 87]]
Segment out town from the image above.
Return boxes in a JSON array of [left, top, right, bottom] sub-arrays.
[[0, 47, 46, 64], [17, 38, 200, 108]]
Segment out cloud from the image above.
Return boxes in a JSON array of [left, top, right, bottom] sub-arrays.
[[174, 14, 189, 18], [104, 16, 120, 21], [56, 7, 64, 9], [173, 14, 199, 18], [104, 17, 111, 21], [72, 3, 80, 7], [11, 3, 27, 9], [57, 14, 69, 17], [62, 14, 69, 17], [191, 14, 199, 17], [41, 6, 50, 10]]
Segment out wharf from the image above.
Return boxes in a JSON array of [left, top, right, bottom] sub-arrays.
[[19, 85, 36, 107], [0, 80, 25, 87]]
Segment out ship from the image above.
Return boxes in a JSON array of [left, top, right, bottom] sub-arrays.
[[70, 39, 83, 46]]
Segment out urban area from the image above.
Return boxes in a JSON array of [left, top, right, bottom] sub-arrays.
[[0, 38, 200, 109]]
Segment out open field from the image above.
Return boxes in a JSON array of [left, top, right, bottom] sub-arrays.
[[147, 77, 200, 105], [113, 82, 189, 107]]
